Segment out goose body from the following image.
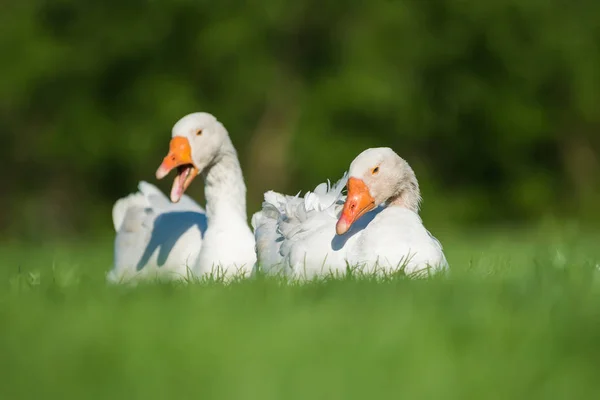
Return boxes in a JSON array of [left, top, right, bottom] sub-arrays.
[[253, 147, 447, 279], [109, 181, 205, 283], [345, 206, 446, 276], [108, 113, 256, 283], [252, 173, 356, 279]]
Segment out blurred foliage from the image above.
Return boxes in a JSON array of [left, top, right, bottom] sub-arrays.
[[1, 0, 599, 239]]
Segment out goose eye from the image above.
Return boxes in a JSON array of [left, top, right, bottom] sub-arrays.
[[372, 166, 380, 175], [196, 129, 203, 136]]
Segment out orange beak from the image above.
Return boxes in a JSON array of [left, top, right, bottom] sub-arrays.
[[155, 136, 199, 203], [336, 177, 376, 235]]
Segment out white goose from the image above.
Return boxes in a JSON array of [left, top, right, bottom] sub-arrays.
[[252, 147, 447, 279], [108, 112, 256, 283]]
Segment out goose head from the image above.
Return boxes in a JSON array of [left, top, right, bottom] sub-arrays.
[[155, 112, 229, 203], [335, 147, 420, 235]]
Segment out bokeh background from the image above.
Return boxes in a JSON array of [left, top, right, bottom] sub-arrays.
[[2, 0, 600, 242]]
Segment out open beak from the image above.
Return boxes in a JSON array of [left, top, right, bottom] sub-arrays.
[[336, 177, 375, 235], [155, 136, 199, 203]]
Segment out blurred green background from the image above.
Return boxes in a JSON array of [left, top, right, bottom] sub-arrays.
[[1, 0, 599, 241]]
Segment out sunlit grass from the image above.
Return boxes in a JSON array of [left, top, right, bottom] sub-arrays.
[[1, 226, 600, 399]]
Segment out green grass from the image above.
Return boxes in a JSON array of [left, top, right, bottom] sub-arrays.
[[2, 225, 600, 399]]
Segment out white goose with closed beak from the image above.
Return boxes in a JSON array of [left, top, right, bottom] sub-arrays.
[[253, 147, 447, 278]]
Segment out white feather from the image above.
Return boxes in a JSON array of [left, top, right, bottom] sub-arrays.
[[253, 172, 354, 279], [108, 181, 206, 284]]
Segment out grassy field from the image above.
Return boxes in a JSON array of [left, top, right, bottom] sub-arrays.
[[1, 224, 600, 399]]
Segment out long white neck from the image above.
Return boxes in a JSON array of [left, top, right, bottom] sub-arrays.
[[202, 137, 248, 223], [196, 137, 256, 277], [388, 162, 422, 213]]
